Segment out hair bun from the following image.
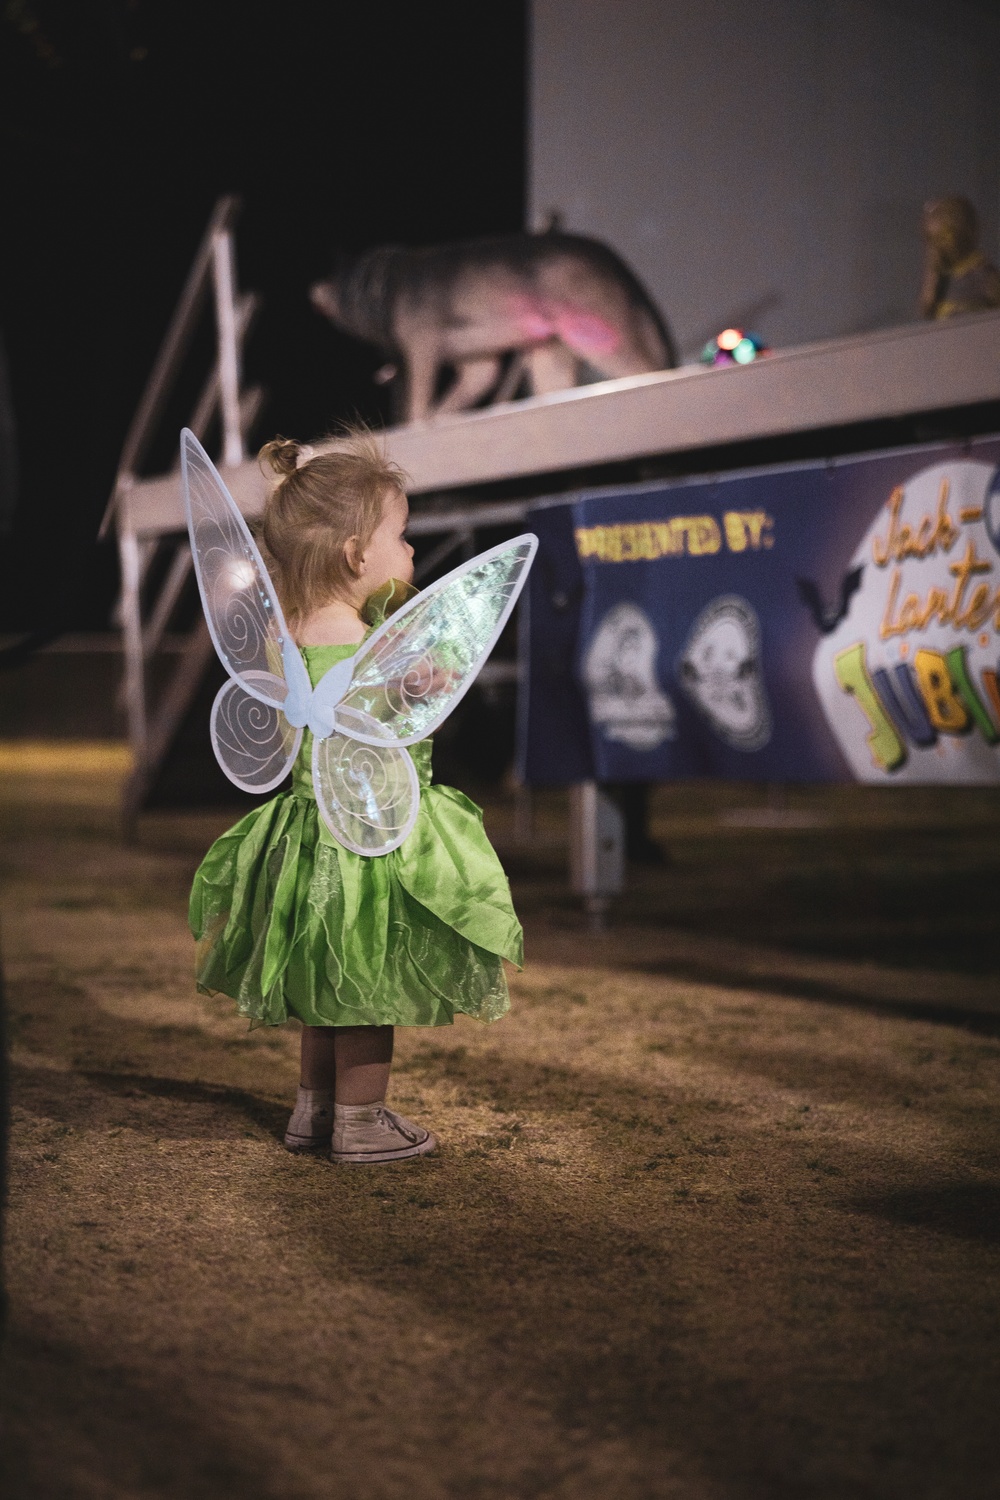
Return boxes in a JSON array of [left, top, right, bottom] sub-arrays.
[[258, 436, 302, 478]]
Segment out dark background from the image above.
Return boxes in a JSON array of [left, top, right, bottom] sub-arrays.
[[0, 0, 527, 636]]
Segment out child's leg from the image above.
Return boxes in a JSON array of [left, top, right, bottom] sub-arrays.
[[298, 1024, 393, 1097], [333, 1024, 393, 1104], [284, 1025, 337, 1152], [331, 1025, 436, 1164], [300, 1025, 337, 1089], [284, 1025, 394, 1151], [287, 1023, 436, 1163]]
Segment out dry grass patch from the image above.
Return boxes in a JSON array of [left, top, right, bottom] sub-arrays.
[[1, 748, 999, 1499]]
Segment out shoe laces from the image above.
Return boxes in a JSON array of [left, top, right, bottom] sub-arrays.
[[376, 1106, 422, 1143]]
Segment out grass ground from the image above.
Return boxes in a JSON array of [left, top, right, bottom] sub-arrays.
[[1, 743, 998, 1499]]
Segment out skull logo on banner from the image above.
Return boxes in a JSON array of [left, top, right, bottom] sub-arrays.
[[677, 595, 772, 751], [583, 602, 677, 752]]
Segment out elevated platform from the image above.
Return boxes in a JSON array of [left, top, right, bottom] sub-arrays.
[[106, 216, 999, 842], [119, 308, 1000, 539]]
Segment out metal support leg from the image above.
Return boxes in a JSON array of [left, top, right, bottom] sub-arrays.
[[569, 781, 625, 931], [118, 525, 149, 839], [119, 526, 147, 765], [145, 619, 215, 769], [143, 541, 193, 657]]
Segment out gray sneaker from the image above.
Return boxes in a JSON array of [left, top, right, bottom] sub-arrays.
[[283, 1087, 334, 1152], [331, 1102, 438, 1164]]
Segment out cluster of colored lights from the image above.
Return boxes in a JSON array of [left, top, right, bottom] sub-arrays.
[[700, 327, 769, 366]]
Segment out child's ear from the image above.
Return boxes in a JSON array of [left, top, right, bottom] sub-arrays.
[[344, 536, 365, 576]]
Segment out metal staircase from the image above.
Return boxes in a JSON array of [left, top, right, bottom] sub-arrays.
[[100, 196, 264, 828]]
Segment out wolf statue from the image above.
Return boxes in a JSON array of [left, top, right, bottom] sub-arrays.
[[311, 228, 677, 423]]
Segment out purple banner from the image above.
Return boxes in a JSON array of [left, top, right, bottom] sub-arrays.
[[519, 434, 1000, 785]]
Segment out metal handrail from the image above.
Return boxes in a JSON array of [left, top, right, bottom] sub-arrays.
[[99, 195, 241, 539]]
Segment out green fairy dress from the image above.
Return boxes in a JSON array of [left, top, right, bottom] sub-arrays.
[[188, 631, 523, 1029]]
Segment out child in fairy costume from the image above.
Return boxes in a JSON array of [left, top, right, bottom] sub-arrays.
[[188, 429, 525, 1164]]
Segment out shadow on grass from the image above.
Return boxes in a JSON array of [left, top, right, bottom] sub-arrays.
[[641, 959, 1000, 1036], [0, 1324, 282, 1500], [263, 1045, 1000, 1497], [10, 998, 1000, 1497], [847, 1182, 1000, 1246], [586, 823, 1000, 978], [78, 1069, 291, 1144]]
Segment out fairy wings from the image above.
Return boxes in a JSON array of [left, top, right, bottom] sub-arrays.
[[179, 429, 537, 855]]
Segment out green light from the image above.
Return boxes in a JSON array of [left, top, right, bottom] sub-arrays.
[[732, 338, 757, 364]]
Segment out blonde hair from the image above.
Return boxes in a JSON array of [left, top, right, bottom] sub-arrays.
[[258, 425, 407, 630]]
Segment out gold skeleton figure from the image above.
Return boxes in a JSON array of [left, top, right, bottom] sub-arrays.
[[920, 196, 1000, 321]]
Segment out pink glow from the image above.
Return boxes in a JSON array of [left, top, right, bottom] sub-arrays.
[[507, 295, 622, 356]]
